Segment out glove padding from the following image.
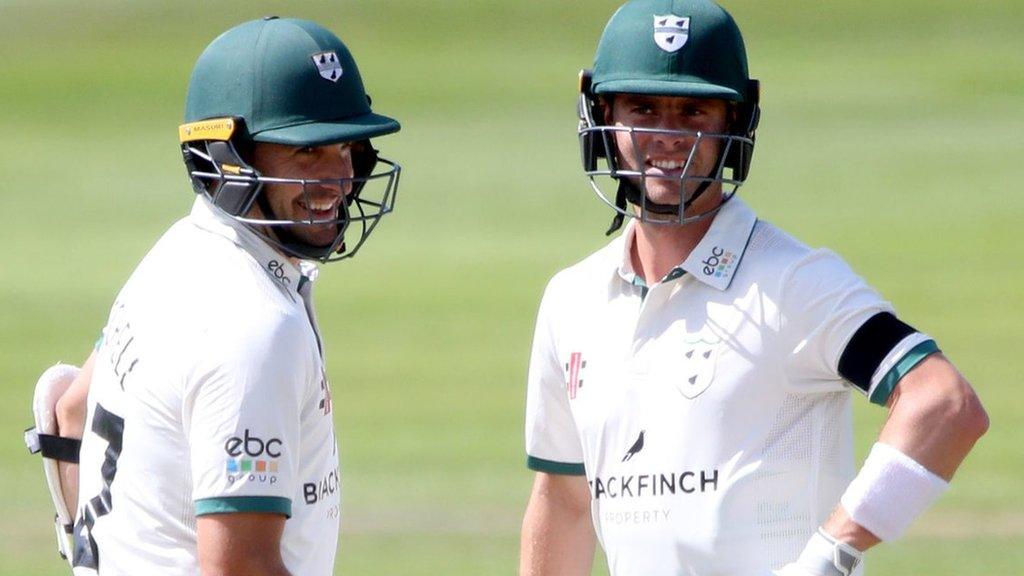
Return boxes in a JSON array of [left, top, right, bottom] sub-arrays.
[[24, 363, 82, 565], [774, 529, 863, 576]]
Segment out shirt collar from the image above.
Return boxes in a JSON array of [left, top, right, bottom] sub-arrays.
[[614, 197, 758, 291], [188, 196, 316, 293]]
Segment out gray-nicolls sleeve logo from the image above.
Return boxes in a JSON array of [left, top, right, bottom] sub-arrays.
[[563, 352, 586, 399]]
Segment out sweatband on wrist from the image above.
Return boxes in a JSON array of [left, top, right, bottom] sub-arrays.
[[839, 442, 949, 541]]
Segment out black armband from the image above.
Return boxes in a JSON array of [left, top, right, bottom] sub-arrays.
[[838, 312, 917, 394]]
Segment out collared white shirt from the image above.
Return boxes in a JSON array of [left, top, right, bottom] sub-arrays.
[[525, 198, 934, 575], [74, 197, 339, 576]]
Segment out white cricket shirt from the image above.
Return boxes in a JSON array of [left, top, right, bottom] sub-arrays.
[[525, 198, 937, 575], [74, 197, 340, 576]]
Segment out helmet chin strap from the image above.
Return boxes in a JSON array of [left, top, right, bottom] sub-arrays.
[[606, 184, 628, 236], [605, 162, 718, 235]]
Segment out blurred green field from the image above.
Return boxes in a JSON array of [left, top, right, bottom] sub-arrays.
[[1, 0, 1021, 574]]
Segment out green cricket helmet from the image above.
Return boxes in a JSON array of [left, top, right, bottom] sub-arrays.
[[179, 16, 402, 262], [578, 0, 760, 233]]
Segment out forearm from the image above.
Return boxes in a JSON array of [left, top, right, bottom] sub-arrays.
[[877, 354, 988, 480], [824, 354, 988, 550], [820, 505, 879, 552], [520, 499, 595, 576], [56, 351, 95, 439], [780, 355, 988, 575], [55, 351, 95, 515], [201, 563, 292, 576], [786, 447, 954, 573], [198, 513, 292, 576], [200, 563, 292, 576], [520, 473, 595, 576]]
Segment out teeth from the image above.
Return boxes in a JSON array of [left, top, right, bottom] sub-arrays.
[[305, 199, 337, 211], [650, 159, 685, 170]]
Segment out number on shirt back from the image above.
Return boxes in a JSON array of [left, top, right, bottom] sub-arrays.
[[72, 403, 124, 570]]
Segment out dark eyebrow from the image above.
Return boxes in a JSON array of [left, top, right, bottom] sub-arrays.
[[618, 94, 656, 107]]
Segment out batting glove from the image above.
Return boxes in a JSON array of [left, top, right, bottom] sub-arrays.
[[774, 528, 862, 576]]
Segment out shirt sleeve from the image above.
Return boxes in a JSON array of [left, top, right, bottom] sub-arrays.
[[779, 249, 939, 405], [186, 316, 312, 517], [524, 277, 586, 475], [779, 249, 892, 394]]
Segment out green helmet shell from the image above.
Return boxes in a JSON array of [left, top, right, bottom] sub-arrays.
[[184, 16, 399, 145], [179, 17, 402, 263], [592, 0, 751, 101]]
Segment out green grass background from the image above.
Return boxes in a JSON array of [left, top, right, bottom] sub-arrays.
[[1, 0, 1021, 574]]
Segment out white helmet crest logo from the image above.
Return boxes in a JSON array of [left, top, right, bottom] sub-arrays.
[[312, 51, 343, 83], [653, 15, 690, 53]]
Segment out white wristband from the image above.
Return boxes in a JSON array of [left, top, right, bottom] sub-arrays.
[[840, 442, 949, 541]]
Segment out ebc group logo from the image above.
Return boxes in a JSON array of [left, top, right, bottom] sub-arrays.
[[224, 429, 283, 484], [701, 246, 736, 278]]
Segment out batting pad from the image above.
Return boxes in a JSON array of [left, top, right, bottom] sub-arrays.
[[24, 362, 81, 564]]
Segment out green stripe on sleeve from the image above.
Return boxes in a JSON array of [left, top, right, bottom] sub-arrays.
[[195, 496, 291, 518], [527, 455, 586, 476], [869, 340, 940, 406]]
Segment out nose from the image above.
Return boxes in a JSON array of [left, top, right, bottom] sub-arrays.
[[650, 122, 696, 153], [314, 145, 355, 195]]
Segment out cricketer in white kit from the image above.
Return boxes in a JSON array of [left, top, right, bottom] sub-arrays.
[[74, 197, 340, 576], [519, 1, 988, 575], [527, 199, 935, 574], [27, 16, 402, 576]]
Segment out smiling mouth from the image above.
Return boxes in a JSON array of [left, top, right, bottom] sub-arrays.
[[647, 158, 687, 171], [298, 197, 342, 221]]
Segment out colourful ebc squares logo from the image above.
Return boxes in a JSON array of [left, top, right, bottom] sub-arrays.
[[715, 251, 735, 277], [226, 459, 239, 473], [240, 459, 252, 472], [702, 247, 738, 279]]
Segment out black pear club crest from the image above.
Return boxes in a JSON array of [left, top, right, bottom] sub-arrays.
[[653, 14, 690, 53], [311, 51, 343, 82], [681, 336, 720, 399]]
